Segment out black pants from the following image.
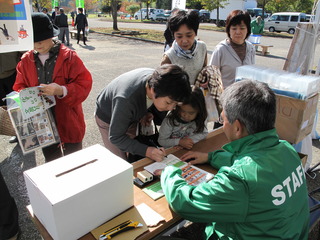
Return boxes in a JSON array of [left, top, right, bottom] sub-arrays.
[[77, 28, 86, 43], [0, 72, 16, 106], [0, 172, 19, 239], [42, 142, 83, 162]]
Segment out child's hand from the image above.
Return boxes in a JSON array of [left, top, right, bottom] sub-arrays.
[[179, 137, 194, 149], [39, 83, 63, 96]]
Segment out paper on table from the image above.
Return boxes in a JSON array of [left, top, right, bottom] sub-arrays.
[[91, 206, 148, 240], [136, 203, 165, 227]]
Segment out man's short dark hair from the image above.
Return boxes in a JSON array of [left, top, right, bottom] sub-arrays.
[[148, 64, 191, 103], [226, 10, 251, 39], [220, 80, 276, 135], [78, 8, 83, 13], [169, 10, 200, 35]]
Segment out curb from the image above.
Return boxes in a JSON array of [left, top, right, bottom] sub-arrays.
[[90, 30, 164, 45]]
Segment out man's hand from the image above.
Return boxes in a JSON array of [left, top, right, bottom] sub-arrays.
[[39, 83, 63, 96], [179, 137, 194, 149], [180, 151, 209, 165], [146, 146, 166, 162], [140, 112, 154, 127]]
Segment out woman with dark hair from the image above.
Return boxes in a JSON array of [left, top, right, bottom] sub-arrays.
[[210, 10, 255, 89], [161, 10, 207, 85]]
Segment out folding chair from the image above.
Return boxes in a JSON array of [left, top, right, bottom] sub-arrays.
[[309, 187, 320, 233]]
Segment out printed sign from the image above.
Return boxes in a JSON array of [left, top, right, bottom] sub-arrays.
[[0, 0, 33, 53]]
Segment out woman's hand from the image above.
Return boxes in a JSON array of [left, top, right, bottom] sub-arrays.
[[180, 151, 209, 165], [146, 146, 166, 162]]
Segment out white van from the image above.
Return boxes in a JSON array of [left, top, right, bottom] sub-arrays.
[[264, 12, 307, 34], [149, 9, 165, 21], [134, 8, 155, 20]]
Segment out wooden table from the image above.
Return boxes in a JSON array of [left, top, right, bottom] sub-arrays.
[[27, 128, 228, 240]]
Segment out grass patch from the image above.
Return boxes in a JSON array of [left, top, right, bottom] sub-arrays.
[[91, 27, 165, 42]]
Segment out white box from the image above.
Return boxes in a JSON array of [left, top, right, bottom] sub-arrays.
[[24, 144, 133, 240]]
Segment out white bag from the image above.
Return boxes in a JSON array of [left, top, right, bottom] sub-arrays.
[[204, 92, 219, 122]]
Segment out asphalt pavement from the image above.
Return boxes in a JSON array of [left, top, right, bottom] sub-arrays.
[[1, 22, 320, 239]]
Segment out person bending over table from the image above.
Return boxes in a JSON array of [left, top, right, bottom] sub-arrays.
[[95, 64, 191, 162], [161, 80, 309, 240]]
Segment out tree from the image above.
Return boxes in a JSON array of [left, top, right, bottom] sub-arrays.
[[111, 0, 121, 30], [126, 4, 140, 16], [32, 0, 52, 12], [187, 0, 204, 9], [264, 0, 314, 13], [141, 0, 156, 19], [156, 0, 171, 9], [201, 0, 229, 26]]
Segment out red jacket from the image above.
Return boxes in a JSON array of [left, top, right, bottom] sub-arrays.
[[14, 45, 92, 143]]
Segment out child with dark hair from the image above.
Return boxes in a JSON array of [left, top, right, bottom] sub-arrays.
[[161, 10, 207, 85], [158, 86, 208, 149]]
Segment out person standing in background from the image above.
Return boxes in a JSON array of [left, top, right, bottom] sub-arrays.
[[42, 8, 52, 22], [74, 8, 88, 45], [54, 8, 70, 46], [251, 16, 264, 35], [51, 6, 59, 21], [161, 10, 207, 85], [0, 52, 23, 143], [210, 10, 255, 89], [14, 13, 92, 162]]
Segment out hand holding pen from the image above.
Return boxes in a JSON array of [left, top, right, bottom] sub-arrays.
[[146, 140, 167, 162]]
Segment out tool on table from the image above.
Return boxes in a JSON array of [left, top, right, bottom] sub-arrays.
[[99, 220, 143, 240]]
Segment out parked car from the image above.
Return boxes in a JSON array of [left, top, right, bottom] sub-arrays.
[[149, 9, 165, 21], [199, 9, 210, 22], [246, 8, 268, 19], [264, 12, 307, 34], [134, 8, 151, 20]]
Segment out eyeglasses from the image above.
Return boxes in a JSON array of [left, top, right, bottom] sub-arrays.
[[218, 115, 224, 125]]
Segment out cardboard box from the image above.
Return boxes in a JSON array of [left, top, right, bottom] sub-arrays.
[[275, 93, 319, 144], [24, 144, 133, 240]]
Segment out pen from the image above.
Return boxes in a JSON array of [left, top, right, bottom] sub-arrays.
[[149, 139, 167, 158]]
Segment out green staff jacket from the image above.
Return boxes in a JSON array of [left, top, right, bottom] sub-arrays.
[[161, 129, 309, 240]]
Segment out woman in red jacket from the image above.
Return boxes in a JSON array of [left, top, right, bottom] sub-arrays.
[[14, 13, 92, 161]]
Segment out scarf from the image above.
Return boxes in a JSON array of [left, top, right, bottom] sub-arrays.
[[173, 40, 198, 59]]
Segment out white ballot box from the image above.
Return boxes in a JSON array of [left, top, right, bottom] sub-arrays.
[[24, 144, 133, 240]]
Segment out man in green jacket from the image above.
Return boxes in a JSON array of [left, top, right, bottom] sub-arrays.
[[251, 16, 264, 34], [161, 80, 309, 240]]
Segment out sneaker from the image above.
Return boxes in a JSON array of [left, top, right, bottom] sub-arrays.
[[9, 136, 18, 144]]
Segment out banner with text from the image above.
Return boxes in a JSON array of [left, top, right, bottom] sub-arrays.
[[76, 0, 84, 9], [0, 0, 33, 53], [172, 0, 186, 10]]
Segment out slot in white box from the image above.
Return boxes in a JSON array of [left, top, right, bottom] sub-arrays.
[[24, 144, 133, 240]]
